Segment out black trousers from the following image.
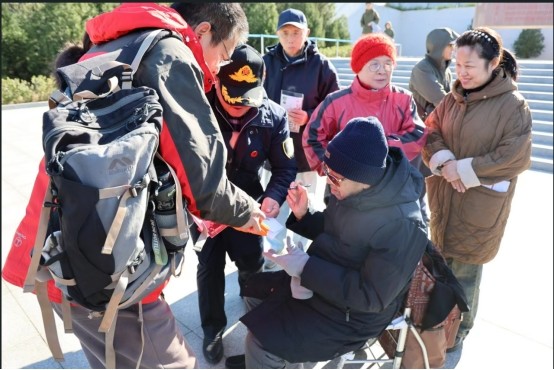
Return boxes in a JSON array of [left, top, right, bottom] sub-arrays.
[[193, 226, 264, 339]]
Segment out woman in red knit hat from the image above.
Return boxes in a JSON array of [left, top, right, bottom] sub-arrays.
[[303, 33, 428, 217]]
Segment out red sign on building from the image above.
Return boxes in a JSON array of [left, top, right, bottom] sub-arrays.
[[473, 3, 553, 29]]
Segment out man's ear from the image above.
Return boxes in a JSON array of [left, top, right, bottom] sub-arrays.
[[193, 21, 212, 39], [305, 28, 311, 37]]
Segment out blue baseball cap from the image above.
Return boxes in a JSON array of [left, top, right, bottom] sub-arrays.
[[277, 8, 308, 31]]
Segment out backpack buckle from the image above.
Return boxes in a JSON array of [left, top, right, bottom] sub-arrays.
[[130, 180, 147, 197]]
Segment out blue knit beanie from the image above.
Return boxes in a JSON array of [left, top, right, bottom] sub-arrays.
[[323, 117, 388, 185]]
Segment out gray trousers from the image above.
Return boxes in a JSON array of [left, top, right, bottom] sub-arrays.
[[52, 298, 197, 369], [243, 297, 303, 369]]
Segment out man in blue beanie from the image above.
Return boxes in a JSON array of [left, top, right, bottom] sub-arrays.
[[225, 116, 428, 368]]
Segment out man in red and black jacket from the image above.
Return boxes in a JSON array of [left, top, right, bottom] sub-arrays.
[[2, 3, 265, 368]]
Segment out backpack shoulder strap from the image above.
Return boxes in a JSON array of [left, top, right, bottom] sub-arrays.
[[54, 28, 182, 102], [23, 181, 54, 292]]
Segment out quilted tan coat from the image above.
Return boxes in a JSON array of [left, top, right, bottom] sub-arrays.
[[422, 70, 532, 264]]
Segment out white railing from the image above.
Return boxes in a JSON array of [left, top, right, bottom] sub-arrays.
[[248, 34, 354, 57], [248, 34, 402, 57]]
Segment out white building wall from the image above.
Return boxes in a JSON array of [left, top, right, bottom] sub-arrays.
[[335, 3, 553, 60]]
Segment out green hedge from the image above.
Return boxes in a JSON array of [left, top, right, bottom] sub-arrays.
[[318, 44, 353, 58], [2, 75, 56, 105]]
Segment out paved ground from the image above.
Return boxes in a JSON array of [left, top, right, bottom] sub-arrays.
[[2, 102, 553, 369]]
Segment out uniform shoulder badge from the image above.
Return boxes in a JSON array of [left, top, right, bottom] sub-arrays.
[[282, 137, 294, 159]]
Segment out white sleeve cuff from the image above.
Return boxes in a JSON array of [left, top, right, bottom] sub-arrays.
[[457, 157, 481, 188], [429, 149, 456, 175]]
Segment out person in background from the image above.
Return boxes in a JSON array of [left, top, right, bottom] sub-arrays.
[[225, 117, 428, 369], [195, 44, 297, 364], [303, 33, 427, 217], [260, 7, 340, 268], [422, 27, 532, 353], [360, 3, 380, 35], [408, 27, 460, 224], [409, 27, 459, 121], [2, 3, 266, 368], [384, 21, 395, 40]]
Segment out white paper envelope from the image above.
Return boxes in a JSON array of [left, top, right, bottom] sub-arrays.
[[264, 217, 285, 240]]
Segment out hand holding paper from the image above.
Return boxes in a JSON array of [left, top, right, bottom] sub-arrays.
[[280, 90, 304, 133]]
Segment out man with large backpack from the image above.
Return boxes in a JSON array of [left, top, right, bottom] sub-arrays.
[[2, 3, 265, 368]]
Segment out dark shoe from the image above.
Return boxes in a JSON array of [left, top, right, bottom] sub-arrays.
[[446, 336, 463, 353], [203, 334, 223, 364], [225, 354, 246, 369]]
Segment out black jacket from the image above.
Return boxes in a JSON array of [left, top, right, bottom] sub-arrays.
[[263, 40, 340, 172], [207, 90, 297, 206], [240, 147, 428, 362]]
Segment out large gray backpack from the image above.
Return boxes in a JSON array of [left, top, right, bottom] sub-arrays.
[[23, 28, 191, 368]]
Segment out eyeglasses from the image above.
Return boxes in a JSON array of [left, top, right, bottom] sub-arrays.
[[367, 62, 394, 73], [210, 24, 233, 68], [323, 163, 345, 187], [219, 41, 233, 67]]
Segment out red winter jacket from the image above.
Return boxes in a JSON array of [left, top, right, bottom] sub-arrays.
[[303, 77, 428, 174]]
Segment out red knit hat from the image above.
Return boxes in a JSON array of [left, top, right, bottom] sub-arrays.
[[351, 33, 397, 74]]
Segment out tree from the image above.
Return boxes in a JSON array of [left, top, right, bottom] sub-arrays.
[[241, 3, 279, 53], [2, 3, 117, 81], [513, 29, 545, 59], [2, 3, 40, 80]]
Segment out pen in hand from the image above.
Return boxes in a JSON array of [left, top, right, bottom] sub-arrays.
[[289, 184, 311, 190]]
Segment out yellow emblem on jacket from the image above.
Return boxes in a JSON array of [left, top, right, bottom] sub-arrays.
[[229, 65, 258, 83]]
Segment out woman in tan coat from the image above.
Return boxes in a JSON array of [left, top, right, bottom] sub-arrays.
[[422, 27, 532, 352]]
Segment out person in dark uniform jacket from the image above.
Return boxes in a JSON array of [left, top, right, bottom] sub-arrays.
[[193, 44, 297, 364], [261, 8, 340, 266], [226, 116, 428, 368]]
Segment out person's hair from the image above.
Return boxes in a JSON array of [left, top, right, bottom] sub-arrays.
[[456, 27, 518, 81], [171, 3, 248, 46], [53, 32, 93, 88]]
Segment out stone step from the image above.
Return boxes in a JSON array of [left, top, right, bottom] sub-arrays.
[[533, 130, 554, 146], [531, 109, 553, 122], [516, 75, 553, 84], [512, 82, 554, 93], [533, 120, 553, 134], [532, 143, 553, 159], [527, 99, 553, 111], [530, 156, 553, 173], [519, 91, 553, 101], [518, 62, 554, 70]]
